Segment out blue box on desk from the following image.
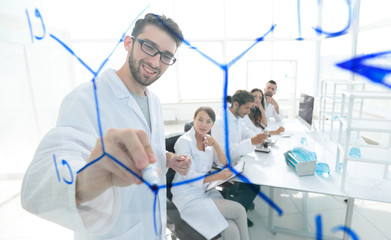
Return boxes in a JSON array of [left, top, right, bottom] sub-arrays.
[[284, 147, 317, 176]]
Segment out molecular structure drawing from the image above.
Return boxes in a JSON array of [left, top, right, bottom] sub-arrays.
[[24, 2, 376, 238]]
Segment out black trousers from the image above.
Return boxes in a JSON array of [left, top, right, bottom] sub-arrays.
[[223, 182, 261, 211]]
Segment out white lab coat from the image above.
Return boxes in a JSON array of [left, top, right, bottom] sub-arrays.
[[211, 109, 254, 166], [265, 102, 284, 122], [242, 115, 263, 134], [171, 127, 228, 240], [21, 69, 167, 240]]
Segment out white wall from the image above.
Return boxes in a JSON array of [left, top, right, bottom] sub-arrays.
[[162, 98, 295, 123], [0, 3, 75, 174], [2, 0, 391, 173], [163, 101, 222, 123]]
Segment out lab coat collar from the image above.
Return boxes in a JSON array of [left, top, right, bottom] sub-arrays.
[[227, 108, 239, 124], [217, 108, 239, 127], [103, 68, 152, 132], [190, 126, 198, 142], [103, 68, 151, 99], [190, 126, 195, 136]]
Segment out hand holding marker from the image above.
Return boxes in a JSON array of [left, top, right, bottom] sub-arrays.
[[142, 164, 160, 189]]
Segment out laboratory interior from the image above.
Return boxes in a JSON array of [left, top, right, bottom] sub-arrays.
[[1, 0, 391, 239]]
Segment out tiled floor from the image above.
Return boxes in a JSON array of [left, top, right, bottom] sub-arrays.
[[247, 188, 391, 240], [1, 122, 390, 240], [0, 179, 73, 240], [2, 179, 391, 240]]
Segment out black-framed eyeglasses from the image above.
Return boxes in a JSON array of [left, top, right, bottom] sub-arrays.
[[131, 36, 176, 65]]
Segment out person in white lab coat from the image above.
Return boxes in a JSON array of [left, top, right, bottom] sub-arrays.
[[243, 88, 285, 135], [21, 13, 191, 240], [264, 80, 284, 122], [172, 107, 249, 240], [212, 90, 269, 165], [212, 90, 268, 227]]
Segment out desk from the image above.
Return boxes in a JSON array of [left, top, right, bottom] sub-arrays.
[[237, 119, 391, 239]]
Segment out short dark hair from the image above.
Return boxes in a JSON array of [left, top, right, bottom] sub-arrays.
[[226, 90, 254, 107], [194, 106, 216, 122], [267, 80, 277, 87], [131, 13, 183, 48]]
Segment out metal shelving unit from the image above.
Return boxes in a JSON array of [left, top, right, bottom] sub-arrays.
[[336, 90, 391, 190], [318, 80, 366, 141]]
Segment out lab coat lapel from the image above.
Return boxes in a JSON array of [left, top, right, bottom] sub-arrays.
[[145, 89, 162, 135], [127, 94, 151, 133], [105, 71, 151, 133]]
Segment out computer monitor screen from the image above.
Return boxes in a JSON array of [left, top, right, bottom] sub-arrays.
[[298, 93, 314, 129]]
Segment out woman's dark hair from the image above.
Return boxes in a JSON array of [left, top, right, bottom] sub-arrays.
[[249, 88, 265, 129], [250, 88, 265, 109], [226, 90, 254, 107], [194, 106, 216, 123], [132, 13, 183, 48]]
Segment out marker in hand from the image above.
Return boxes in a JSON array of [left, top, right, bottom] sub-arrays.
[[142, 164, 160, 189]]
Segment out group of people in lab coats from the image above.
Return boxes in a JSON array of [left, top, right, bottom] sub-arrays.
[[21, 12, 284, 240], [243, 85, 285, 136]]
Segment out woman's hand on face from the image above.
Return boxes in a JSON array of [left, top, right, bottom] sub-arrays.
[[258, 104, 266, 112], [203, 135, 217, 147]]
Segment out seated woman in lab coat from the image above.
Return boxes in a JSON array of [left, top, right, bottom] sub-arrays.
[[172, 107, 250, 240], [243, 88, 285, 135]]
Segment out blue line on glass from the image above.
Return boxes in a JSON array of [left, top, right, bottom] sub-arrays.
[[316, 214, 359, 240], [336, 51, 391, 89], [24, 3, 368, 238], [25, 8, 46, 43], [53, 154, 74, 185]]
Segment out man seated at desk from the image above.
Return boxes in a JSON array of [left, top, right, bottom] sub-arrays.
[[212, 89, 268, 227], [264, 80, 284, 123]]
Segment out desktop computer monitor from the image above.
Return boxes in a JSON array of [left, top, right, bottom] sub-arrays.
[[298, 93, 315, 130]]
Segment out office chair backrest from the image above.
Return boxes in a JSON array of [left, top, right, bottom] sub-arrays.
[[165, 132, 184, 200], [184, 120, 194, 132], [165, 132, 183, 153]]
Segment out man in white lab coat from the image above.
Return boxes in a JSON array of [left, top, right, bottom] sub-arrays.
[[264, 80, 284, 122], [21, 13, 191, 240], [212, 90, 268, 227]]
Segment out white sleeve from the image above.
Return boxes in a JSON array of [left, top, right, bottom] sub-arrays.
[[174, 136, 204, 188], [77, 186, 120, 234], [273, 108, 284, 122], [229, 138, 254, 164], [212, 119, 254, 165], [242, 115, 263, 136], [240, 117, 258, 139], [21, 127, 119, 235], [266, 103, 284, 122]]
